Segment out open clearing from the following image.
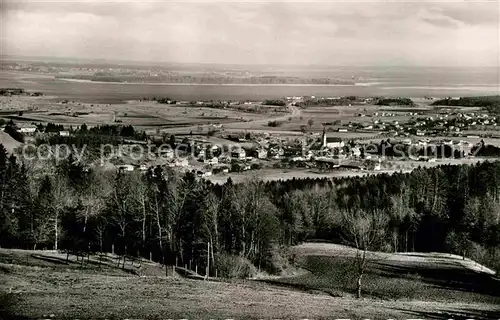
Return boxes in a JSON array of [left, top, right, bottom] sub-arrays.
[[1, 245, 499, 320]]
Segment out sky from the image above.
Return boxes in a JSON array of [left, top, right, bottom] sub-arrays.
[[1, 0, 499, 67]]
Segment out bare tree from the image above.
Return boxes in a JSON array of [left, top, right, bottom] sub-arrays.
[[80, 169, 111, 234], [389, 186, 416, 252], [130, 172, 149, 249], [202, 191, 222, 267], [150, 183, 165, 263], [165, 177, 190, 263], [340, 208, 388, 298], [231, 177, 277, 261], [51, 176, 74, 251]]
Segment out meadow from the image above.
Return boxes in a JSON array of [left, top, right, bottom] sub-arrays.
[[1, 244, 499, 320]]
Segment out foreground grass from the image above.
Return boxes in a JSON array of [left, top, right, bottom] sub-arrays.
[[272, 243, 500, 303], [1, 249, 499, 319], [265, 255, 500, 303]]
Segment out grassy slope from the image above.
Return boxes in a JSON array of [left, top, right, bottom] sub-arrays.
[[1, 248, 499, 320], [268, 243, 500, 304]]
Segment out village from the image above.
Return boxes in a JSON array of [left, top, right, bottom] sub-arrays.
[[3, 94, 495, 182]]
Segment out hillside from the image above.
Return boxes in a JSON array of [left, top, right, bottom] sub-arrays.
[[1, 247, 499, 320]]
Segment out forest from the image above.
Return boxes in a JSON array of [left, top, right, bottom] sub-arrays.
[[0, 143, 499, 283]]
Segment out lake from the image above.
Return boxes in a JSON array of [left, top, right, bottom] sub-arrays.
[[0, 67, 498, 104]]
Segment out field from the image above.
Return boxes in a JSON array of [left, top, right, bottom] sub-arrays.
[[0, 96, 273, 131], [1, 244, 499, 319]]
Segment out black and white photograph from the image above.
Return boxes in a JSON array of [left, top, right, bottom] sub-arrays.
[[0, 0, 499, 319]]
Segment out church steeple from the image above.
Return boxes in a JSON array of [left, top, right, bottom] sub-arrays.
[[322, 126, 327, 148]]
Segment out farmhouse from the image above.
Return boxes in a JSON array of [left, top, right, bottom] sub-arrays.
[[321, 128, 344, 149]]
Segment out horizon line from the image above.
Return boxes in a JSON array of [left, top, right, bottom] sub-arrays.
[[1, 54, 497, 69]]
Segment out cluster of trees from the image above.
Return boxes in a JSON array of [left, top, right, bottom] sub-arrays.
[[267, 120, 283, 127], [39, 123, 64, 133], [0, 88, 25, 96], [1, 142, 499, 294], [296, 96, 361, 108], [153, 97, 177, 104], [431, 96, 500, 114], [77, 124, 142, 139], [35, 124, 147, 147], [0, 88, 42, 97], [262, 100, 286, 106], [375, 98, 414, 106], [4, 122, 24, 142]]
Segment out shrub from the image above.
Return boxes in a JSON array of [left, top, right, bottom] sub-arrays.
[[267, 120, 283, 127], [367, 277, 422, 300], [264, 246, 296, 275], [250, 163, 261, 170], [215, 254, 257, 279]]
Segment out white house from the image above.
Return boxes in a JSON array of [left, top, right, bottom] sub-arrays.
[[321, 128, 344, 149], [323, 137, 344, 149], [19, 127, 36, 133], [231, 149, 246, 160], [59, 131, 70, 137]]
